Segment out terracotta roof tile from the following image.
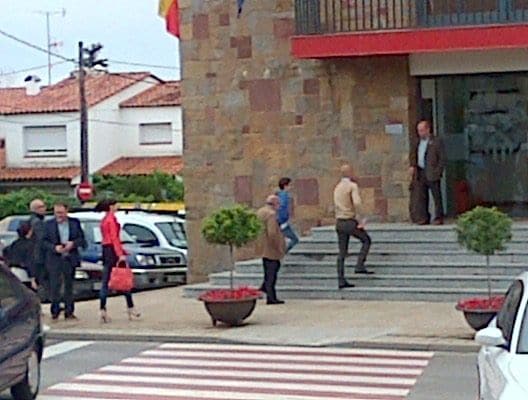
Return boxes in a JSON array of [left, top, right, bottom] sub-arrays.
[[0, 167, 79, 182], [120, 81, 181, 108], [0, 72, 156, 115], [98, 156, 183, 176]]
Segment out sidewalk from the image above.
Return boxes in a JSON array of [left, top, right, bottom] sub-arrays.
[[45, 286, 479, 352]]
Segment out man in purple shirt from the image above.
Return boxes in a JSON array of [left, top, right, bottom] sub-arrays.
[[277, 177, 299, 253]]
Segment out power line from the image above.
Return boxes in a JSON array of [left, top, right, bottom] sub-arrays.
[[108, 60, 180, 70], [0, 61, 68, 77], [0, 28, 74, 63]]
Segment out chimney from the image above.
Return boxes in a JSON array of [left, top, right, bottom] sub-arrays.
[[24, 75, 42, 96]]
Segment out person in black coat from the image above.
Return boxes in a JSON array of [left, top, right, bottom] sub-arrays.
[[3, 222, 36, 289], [43, 203, 86, 320], [29, 199, 48, 293]]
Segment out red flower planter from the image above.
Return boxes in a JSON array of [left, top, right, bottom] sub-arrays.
[[456, 296, 505, 331], [199, 287, 263, 327]]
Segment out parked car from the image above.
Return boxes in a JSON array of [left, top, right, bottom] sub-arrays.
[[475, 272, 528, 399], [71, 213, 187, 288], [0, 265, 45, 400], [0, 213, 187, 290], [114, 211, 187, 255], [0, 218, 103, 300], [0, 231, 17, 255]]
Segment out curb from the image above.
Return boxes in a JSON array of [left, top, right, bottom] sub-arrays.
[[47, 330, 480, 353]]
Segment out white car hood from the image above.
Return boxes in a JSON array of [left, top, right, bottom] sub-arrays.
[[508, 356, 528, 394]]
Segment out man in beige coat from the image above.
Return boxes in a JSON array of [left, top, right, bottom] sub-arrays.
[[257, 195, 286, 305], [334, 164, 373, 289]]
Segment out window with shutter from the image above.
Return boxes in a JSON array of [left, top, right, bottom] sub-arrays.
[[139, 123, 173, 145], [23, 125, 67, 158]]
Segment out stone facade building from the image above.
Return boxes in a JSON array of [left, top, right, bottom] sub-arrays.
[[180, 0, 416, 282], [181, 0, 528, 282]]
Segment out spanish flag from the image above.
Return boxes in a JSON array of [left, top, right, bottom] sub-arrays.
[[159, 0, 180, 38]]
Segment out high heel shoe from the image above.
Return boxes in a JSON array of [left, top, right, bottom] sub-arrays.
[[127, 308, 141, 321], [100, 310, 111, 324]]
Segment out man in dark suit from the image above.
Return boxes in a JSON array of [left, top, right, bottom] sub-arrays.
[[409, 120, 447, 225], [43, 203, 86, 320]]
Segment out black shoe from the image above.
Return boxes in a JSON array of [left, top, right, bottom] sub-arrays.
[[355, 269, 375, 275], [338, 281, 355, 289], [51, 314, 60, 321], [267, 299, 285, 305], [65, 314, 78, 321]]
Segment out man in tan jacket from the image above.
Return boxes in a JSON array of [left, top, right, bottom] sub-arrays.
[[257, 195, 286, 305], [334, 164, 372, 289]]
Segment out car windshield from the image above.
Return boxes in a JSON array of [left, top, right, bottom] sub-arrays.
[[155, 221, 187, 249], [80, 220, 135, 244]]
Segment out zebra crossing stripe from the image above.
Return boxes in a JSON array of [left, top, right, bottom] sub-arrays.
[[43, 343, 434, 400]]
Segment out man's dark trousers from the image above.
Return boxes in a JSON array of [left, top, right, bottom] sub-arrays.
[[417, 168, 444, 222], [48, 257, 75, 317], [336, 219, 371, 284], [262, 258, 281, 303]]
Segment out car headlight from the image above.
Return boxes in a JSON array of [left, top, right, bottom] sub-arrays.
[[135, 254, 156, 265], [75, 270, 89, 280]]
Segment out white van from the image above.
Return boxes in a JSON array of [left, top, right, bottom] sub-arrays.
[[116, 211, 188, 257]]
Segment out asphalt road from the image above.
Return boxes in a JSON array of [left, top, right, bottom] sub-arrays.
[[2, 341, 479, 400]]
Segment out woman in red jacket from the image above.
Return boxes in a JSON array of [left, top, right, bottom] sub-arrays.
[[95, 199, 140, 323]]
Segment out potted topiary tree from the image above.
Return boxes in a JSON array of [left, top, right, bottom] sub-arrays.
[[200, 205, 263, 327], [455, 206, 512, 330]]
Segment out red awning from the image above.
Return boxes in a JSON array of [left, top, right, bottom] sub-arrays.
[[292, 24, 528, 59]]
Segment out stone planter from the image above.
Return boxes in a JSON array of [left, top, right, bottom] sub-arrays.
[[201, 297, 259, 327], [456, 305, 499, 331]]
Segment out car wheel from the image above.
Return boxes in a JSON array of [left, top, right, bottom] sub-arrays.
[[10, 346, 40, 400]]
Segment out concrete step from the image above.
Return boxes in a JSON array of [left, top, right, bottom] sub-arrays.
[[287, 250, 528, 264], [209, 271, 516, 289], [309, 224, 528, 242], [294, 238, 528, 252], [231, 260, 528, 276], [184, 283, 507, 302]]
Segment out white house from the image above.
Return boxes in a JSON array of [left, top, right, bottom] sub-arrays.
[[0, 71, 182, 193]]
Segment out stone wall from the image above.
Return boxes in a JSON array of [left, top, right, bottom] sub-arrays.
[[180, 0, 415, 282]]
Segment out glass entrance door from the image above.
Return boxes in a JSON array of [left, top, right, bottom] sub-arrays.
[[420, 73, 528, 217]]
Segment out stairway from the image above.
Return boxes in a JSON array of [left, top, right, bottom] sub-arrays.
[[184, 223, 528, 301]]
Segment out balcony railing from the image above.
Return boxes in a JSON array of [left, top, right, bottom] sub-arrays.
[[295, 0, 528, 35]]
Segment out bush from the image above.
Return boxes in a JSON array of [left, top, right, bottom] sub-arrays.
[[0, 189, 79, 219], [456, 206, 512, 256], [202, 205, 263, 289], [456, 206, 512, 302], [93, 171, 183, 202]]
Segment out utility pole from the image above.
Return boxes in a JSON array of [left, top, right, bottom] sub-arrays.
[[78, 41, 89, 184], [78, 42, 108, 184], [36, 9, 65, 85]]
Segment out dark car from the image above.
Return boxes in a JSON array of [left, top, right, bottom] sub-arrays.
[[77, 218, 187, 289], [0, 265, 45, 400]]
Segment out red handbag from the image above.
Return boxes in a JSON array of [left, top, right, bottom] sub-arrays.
[[108, 261, 134, 292]]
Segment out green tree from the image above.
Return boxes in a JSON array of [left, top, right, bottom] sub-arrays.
[[456, 207, 513, 300], [93, 171, 184, 202], [202, 205, 263, 289], [0, 189, 79, 219]]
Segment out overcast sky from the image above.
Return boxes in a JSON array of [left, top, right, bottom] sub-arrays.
[[0, 0, 180, 87]]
